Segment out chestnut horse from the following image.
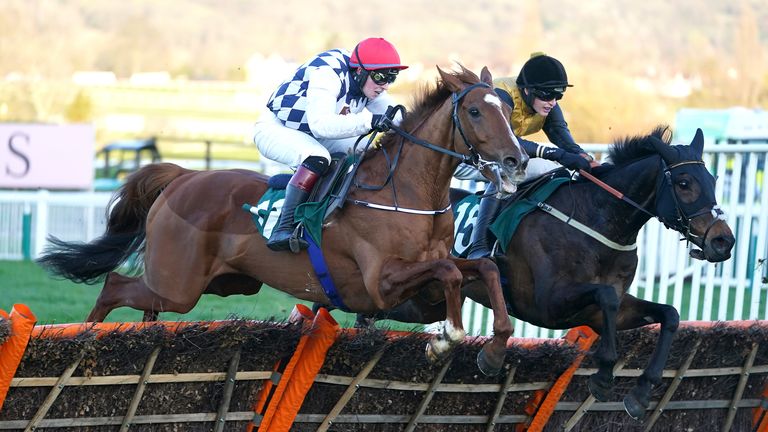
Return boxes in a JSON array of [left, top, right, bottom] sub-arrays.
[[37, 66, 528, 375], [355, 126, 735, 419]]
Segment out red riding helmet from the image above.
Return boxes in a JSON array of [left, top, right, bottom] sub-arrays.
[[349, 37, 408, 71]]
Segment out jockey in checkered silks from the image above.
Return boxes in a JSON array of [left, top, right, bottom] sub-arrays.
[[253, 37, 407, 252]]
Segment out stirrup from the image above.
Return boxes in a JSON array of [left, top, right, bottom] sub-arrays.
[[467, 239, 499, 260], [288, 224, 307, 254]]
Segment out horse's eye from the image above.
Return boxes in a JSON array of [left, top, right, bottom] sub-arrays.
[[677, 179, 690, 189], [468, 107, 480, 117]]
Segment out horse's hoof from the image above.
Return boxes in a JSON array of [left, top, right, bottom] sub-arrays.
[[623, 392, 648, 421], [476, 349, 502, 376], [587, 374, 614, 402], [623, 387, 649, 421], [425, 340, 450, 364]]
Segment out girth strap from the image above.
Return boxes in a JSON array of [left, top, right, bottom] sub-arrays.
[[536, 201, 637, 251], [304, 231, 349, 311]]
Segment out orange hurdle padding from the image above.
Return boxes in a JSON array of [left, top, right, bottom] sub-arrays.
[[521, 326, 598, 432], [30, 320, 235, 339], [748, 324, 768, 431], [754, 384, 768, 432], [247, 304, 315, 432], [266, 307, 340, 432], [0, 304, 37, 411]]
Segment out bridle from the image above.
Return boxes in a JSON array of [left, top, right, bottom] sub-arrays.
[[387, 82, 498, 168], [655, 159, 725, 248], [579, 156, 724, 254], [349, 81, 507, 214]]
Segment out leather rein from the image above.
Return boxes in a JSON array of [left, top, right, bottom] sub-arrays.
[[351, 82, 499, 215], [576, 158, 722, 258]]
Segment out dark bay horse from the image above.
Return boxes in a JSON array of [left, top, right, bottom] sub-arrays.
[[37, 66, 529, 376], [361, 126, 735, 419]]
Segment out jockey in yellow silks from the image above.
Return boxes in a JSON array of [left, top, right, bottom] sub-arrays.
[[454, 52, 597, 259]]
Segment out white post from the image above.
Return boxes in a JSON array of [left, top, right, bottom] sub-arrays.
[[33, 189, 50, 259]]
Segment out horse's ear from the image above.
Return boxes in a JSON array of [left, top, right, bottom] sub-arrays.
[[437, 65, 463, 92], [648, 136, 679, 163], [480, 66, 493, 86], [690, 128, 704, 158]]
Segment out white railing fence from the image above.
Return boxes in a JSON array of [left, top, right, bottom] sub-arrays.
[[1, 144, 766, 337]]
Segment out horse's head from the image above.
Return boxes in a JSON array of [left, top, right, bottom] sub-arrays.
[[648, 128, 735, 262], [437, 65, 528, 195]]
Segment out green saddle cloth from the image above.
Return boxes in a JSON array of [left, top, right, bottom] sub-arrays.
[[245, 189, 330, 244], [245, 155, 355, 244], [451, 177, 569, 257], [490, 177, 568, 254]]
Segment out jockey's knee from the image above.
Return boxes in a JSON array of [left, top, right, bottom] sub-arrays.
[[301, 155, 331, 175]]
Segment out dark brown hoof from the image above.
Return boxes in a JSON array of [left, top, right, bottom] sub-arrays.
[[476, 348, 502, 376]]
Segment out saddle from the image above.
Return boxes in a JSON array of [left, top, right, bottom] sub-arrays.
[[245, 153, 357, 244], [497, 167, 571, 212], [451, 168, 572, 258]]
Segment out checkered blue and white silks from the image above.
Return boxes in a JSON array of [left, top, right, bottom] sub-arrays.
[[267, 49, 365, 135]]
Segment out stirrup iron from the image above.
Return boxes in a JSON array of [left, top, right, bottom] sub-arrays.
[[288, 224, 304, 254]]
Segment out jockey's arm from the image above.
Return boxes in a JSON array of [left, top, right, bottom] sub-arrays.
[[305, 67, 374, 139], [453, 137, 543, 181], [542, 105, 585, 155], [453, 133, 589, 180], [364, 92, 404, 127], [543, 105, 597, 166]]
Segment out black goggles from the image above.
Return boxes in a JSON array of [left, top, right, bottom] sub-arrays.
[[369, 69, 398, 85], [530, 88, 564, 101]]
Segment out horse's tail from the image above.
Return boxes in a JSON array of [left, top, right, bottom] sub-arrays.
[[37, 163, 193, 284]]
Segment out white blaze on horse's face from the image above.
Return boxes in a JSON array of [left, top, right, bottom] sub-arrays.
[[484, 93, 502, 109], [478, 92, 527, 194]]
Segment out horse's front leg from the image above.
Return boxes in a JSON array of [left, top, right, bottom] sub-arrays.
[[616, 294, 680, 420], [452, 257, 512, 376], [543, 282, 620, 401], [376, 257, 466, 365]]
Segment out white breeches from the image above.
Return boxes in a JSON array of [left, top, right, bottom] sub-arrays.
[[253, 113, 361, 169], [524, 158, 561, 180]]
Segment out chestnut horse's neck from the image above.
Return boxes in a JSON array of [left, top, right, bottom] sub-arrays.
[[357, 93, 470, 209]]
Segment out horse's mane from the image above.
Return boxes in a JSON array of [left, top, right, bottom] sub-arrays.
[[607, 125, 673, 166], [377, 65, 481, 149]]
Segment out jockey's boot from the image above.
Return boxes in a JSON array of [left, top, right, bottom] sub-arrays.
[[267, 156, 329, 252], [466, 184, 502, 259]]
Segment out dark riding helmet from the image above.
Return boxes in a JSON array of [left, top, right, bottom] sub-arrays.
[[350, 37, 408, 92], [516, 52, 572, 108], [516, 52, 572, 90]]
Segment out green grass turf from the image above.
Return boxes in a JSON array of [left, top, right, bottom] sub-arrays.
[[0, 260, 422, 331]]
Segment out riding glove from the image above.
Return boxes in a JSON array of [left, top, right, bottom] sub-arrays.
[[543, 147, 591, 172], [371, 114, 392, 132]]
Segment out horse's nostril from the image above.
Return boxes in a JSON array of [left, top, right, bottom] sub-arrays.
[[713, 235, 736, 254], [504, 157, 518, 169], [710, 235, 735, 256]]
